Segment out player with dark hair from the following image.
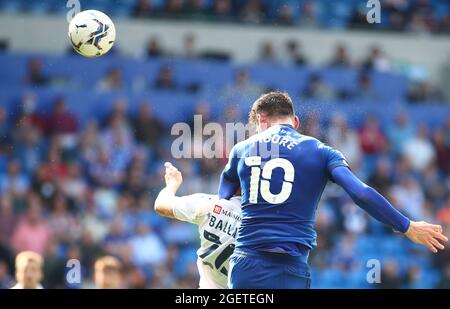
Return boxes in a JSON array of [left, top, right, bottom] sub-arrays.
[[218, 91, 448, 289]]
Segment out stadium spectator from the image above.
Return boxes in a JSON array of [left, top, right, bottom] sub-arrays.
[[421, 166, 446, 211], [301, 112, 322, 140], [439, 14, 450, 33], [389, 11, 407, 31], [125, 264, 148, 288], [129, 223, 166, 267], [332, 233, 359, 271], [326, 113, 361, 168], [97, 68, 124, 92], [390, 176, 425, 220], [379, 259, 402, 289], [223, 68, 263, 97], [47, 193, 81, 243], [104, 98, 132, 128], [388, 112, 415, 156], [437, 264, 450, 289], [145, 37, 164, 58], [406, 81, 443, 103], [12, 124, 43, 175], [94, 256, 123, 289], [344, 200, 369, 234], [104, 218, 129, 258], [359, 116, 387, 155], [182, 33, 198, 59], [11, 251, 44, 289], [353, 72, 380, 101], [88, 147, 127, 188], [383, 0, 409, 31], [11, 195, 50, 256], [407, 0, 436, 33], [123, 163, 148, 198], [0, 194, 17, 242], [403, 264, 423, 288], [361, 46, 390, 72], [133, 102, 165, 147], [37, 141, 69, 183], [328, 44, 352, 67], [298, 1, 319, 28], [132, 0, 155, 18], [81, 206, 109, 244], [79, 120, 101, 165], [302, 73, 335, 100], [185, 0, 204, 17], [402, 124, 436, 171], [153, 66, 178, 90], [241, 0, 266, 24], [212, 0, 233, 21], [433, 127, 450, 173], [79, 232, 103, 275], [46, 97, 78, 139], [0, 261, 14, 289], [0, 106, 9, 151], [285, 40, 307, 66], [16, 93, 47, 134], [349, 4, 373, 29], [259, 40, 277, 63], [101, 108, 134, 153], [25, 58, 49, 86], [277, 4, 294, 26], [0, 159, 30, 197], [368, 157, 394, 197], [61, 163, 87, 204], [164, 0, 184, 17], [42, 239, 66, 289]]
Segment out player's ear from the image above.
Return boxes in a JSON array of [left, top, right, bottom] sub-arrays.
[[293, 115, 300, 130], [258, 113, 269, 131]]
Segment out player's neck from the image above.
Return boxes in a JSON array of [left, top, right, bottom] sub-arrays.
[[268, 119, 294, 128]]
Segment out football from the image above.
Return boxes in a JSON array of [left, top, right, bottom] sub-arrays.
[[68, 10, 116, 58]]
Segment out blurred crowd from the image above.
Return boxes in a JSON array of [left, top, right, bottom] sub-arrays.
[[0, 83, 449, 288], [62, 35, 445, 104], [0, 25, 449, 288], [129, 0, 450, 33], [2, 0, 449, 34]]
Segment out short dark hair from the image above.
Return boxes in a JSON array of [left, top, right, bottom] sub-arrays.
[[249, 92, 295, 126]]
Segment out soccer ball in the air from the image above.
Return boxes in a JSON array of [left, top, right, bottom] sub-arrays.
[[68, 10, 116, 58]]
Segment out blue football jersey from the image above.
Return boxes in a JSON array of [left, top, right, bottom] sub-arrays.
[[223, 124, 349, 255]]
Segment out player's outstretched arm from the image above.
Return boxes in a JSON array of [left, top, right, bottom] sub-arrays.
[[331, 166, 448, 253], [154, 162, 183, 219], [218, 172, 240, 200], [218, 146, 240, 199]]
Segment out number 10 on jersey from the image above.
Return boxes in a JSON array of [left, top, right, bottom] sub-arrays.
[[245, 156, 295, 204]]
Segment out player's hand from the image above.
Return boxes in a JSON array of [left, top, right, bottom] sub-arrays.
[[164, 162, 183, 193], [404, 221, 448, 253]]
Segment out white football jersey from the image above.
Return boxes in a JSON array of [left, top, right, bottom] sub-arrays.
[[172, 194, 241, 289]]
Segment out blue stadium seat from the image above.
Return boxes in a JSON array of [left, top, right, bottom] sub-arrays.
[[1, 52, 449, 130], [247, 63, 310, 94]]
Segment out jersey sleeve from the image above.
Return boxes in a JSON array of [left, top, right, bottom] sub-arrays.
[[222, 145, 240, 183], [172, 194, 215, 225], [322, 144, 350, 177]]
